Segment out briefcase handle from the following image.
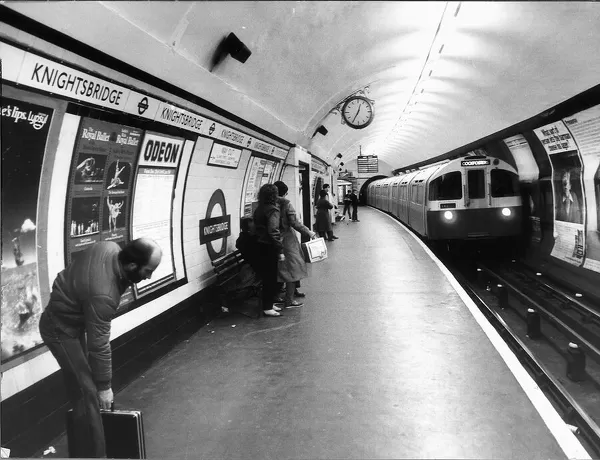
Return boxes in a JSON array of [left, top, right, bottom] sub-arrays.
[[100, 401, 115, 413]]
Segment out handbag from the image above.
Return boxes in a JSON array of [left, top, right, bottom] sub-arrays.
[[301, 237, 328, 263]]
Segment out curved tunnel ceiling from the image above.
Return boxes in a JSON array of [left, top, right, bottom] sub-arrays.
[[6, 1, 600, 169]]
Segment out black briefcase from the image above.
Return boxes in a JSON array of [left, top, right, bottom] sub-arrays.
[[66, 406, 146, 459]]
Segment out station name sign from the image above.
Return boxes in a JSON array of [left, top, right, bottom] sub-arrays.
[[199, 215, 231, 244], [460, 159, 490, 167], [1, 41, 288, 160]]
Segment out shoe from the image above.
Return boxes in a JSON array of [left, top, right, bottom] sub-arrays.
[[294, 290, 306, 298], [326, 238, 335, 241], [263, 309, 281, 317], [286, 300, 304, 308], [331, 235, 339, 239], [273, 305, 282, 311]]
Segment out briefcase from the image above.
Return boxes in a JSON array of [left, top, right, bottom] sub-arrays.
[[301, 237, 328, 263], [66, 406, 146, 459]]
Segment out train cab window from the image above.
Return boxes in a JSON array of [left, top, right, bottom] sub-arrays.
[[429, 172, 462, 200], [468, 169, 486, 199], [491, 169, 520, 197]]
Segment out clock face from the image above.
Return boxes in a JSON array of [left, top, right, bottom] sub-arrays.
[[342, 96, 374, 129]]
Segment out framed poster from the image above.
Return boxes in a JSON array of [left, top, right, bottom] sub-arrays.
[[131, 131, 184, 295], [1, 97, 53, 363], [207, 142, 242, 169], [65, 118, 143, 306]]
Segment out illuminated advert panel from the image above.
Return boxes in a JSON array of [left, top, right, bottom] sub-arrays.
[[131, 131, 184, 295], [65, 118, 142, 306]]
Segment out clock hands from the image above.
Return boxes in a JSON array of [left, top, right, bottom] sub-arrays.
[[352, 106, 361, 123]]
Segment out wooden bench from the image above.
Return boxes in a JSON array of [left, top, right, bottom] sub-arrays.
[[211, 250, 261, 312]]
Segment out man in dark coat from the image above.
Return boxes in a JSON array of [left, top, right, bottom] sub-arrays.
[[38, 239, 162, 458], [350, 190, 360, 222]]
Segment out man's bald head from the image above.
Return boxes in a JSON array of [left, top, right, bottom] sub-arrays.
[[119, 238, 162, 283]]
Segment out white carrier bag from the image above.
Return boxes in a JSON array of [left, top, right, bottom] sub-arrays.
[[301, 237, 328, 263]]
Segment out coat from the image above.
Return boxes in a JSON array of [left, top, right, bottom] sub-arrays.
[[277, 198, 313, 282], [315, 197, 333, 232]]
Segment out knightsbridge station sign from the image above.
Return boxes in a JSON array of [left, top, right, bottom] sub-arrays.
[[0, 41, 287, 160]]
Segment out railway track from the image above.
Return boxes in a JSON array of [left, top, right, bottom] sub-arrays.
[[437, 249, 600, 458]]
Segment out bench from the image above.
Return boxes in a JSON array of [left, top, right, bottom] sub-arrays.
[[211, 250, 262, 312]]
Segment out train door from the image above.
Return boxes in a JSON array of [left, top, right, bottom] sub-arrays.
[[465, 168, 487, 208]]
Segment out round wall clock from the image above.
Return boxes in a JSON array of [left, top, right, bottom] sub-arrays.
[[341, 96, 374, 129]]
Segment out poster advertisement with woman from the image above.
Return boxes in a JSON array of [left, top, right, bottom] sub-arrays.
[[1, 97, 53, 362], [503, 134, 542, 243], [533, 121, 585, 266], [562, 104, 600, 273]]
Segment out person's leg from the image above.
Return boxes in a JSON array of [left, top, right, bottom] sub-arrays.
[[40, 314, 106, 458], [327, 231, 334, 240], [294, 280, 305, 297], [319, 231, 326, 238], [262, 246, 280, 314]]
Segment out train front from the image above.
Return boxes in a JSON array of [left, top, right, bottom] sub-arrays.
[[426, 157, 522, 241]]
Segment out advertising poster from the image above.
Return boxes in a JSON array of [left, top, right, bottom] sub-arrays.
[[65, 118, 142, 306], [533, 121, 585, 266], [242, 156, 267, 217], [1, 97, 53, 362], [131, 131, 184, 294], [562, 104, 600, 272], [503, 134, 542, 243]]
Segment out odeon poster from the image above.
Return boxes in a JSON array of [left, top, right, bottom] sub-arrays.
[[1, 97, 53, 362]]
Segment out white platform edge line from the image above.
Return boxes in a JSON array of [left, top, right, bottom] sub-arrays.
[[376, 208, 591, 460]]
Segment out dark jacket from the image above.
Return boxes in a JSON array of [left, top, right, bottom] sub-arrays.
[[350, 192, 359, 206], [315, 197, 333, 232], [236, 231, 261, 272], [42, 241, 129, 390], [253, 203, 284, 254]]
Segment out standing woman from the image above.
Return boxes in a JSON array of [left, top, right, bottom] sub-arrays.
[[315, 189, 335, 241], [274, 181, 317, 309], [253, 184, 285, 317]]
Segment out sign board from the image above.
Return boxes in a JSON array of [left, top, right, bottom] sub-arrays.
[[207, 143, 242, 169]]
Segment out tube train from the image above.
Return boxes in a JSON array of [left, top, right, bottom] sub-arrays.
[[367, 156, 522, 241]]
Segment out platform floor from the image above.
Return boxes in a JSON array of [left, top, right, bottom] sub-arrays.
[[45, 206, 582, 459]]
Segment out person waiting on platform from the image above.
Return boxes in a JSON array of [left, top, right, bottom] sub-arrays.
[[274, 181, 317, 309], [322, 183, 338, 229], [236, 216, 261, 273], [38, 239, 162, 458], [342, 191, 352, 221], [253, 183, 286, 317], [350, 189, 360, 222], [315, 189, 336, 241]]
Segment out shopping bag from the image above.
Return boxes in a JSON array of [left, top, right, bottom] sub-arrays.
[[301, 237, 328, 263]]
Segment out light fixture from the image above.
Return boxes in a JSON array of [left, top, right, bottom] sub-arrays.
[[501, 208, 511, 217], [313, 125, 328, 137], [210, 32, 252, 72]]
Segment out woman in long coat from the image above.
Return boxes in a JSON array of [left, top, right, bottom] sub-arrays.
[[252, 183, 285, 317], [315, 189, 334, 240], [274, 181, 316, 308]]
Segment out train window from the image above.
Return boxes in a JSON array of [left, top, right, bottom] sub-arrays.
[[491, 169, 520, 197], [429, 172, 462, 200], [468, 170, 486, 199]]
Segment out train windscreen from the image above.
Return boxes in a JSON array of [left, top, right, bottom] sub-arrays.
[[491, 169, 520, 197], [429, 172, 462, 200], [468, 170, 486, 199]]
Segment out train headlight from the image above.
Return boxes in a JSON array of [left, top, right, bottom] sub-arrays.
[[501, 207, 511, 217], [444, 211, 454, 220]]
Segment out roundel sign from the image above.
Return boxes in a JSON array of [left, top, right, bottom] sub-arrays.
[[199, 189, 231, 261]]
